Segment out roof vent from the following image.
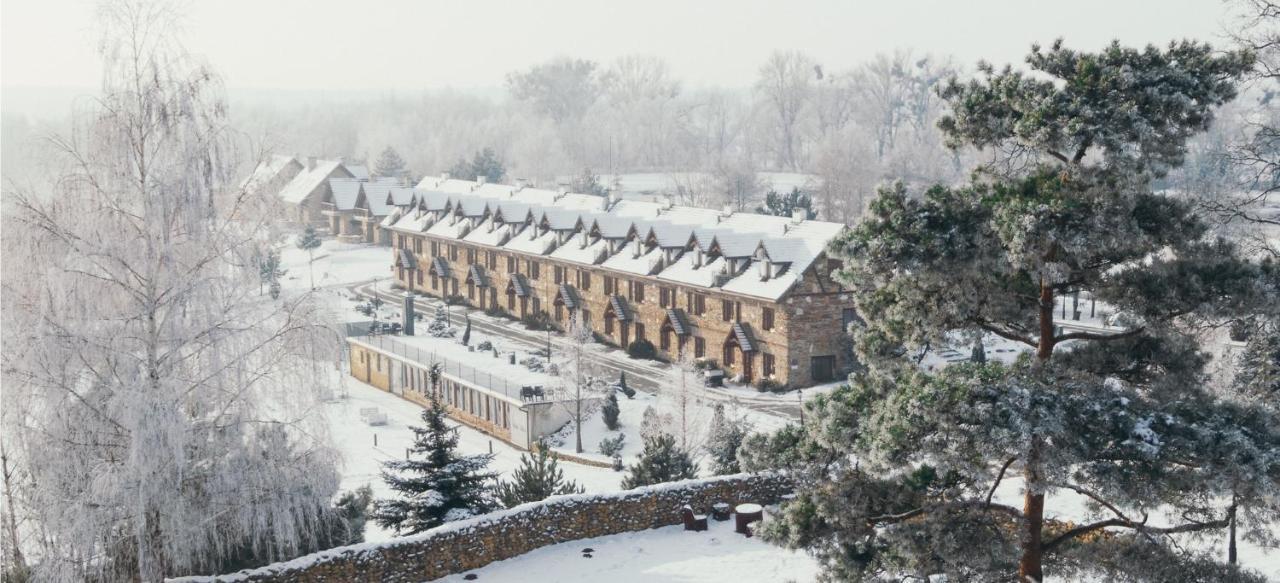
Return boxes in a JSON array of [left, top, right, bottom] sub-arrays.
[[514, 177, 529, 190], [791, 208, 806, 224], [721, 205, 733, 217], [306, 156, 318, 170], [476, 175, 488, 186], [440, 172, 451, 180]]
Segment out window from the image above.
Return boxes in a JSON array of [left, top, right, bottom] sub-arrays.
[[528, 260, 540, 280], [554, 266, 564, 284], [694, 337, 706, 358], [487, 251, 497, 269], [531, 297, 541, 313], [722, 299, 733, 322], [416, 270, 424, 287], [413, 239, 421, 254], [660, 328, 671, 350], [467, 248, 476, 263], [660, 287, 672, 308], [842, 308, 857, 332], [635, 322, 646, 341], [431, 241, 439, 257], [631, 281, 644, 303], [605, 314, 615, 335], [604, 276, 615, 295], [507, 256, 516, 273], [694, 294, 706, 316], [579, 270, 591, 291], [763, 353, 776, 377], [763, 307, 775, 331], [449, 245, 458, 261]]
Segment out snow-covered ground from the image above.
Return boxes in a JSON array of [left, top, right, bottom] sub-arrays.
[[325, 377, 623, 543], [427, 520, 819, 583], [278, 237, 390, 292]]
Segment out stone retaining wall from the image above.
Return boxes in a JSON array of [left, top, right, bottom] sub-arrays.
[[170, 473, 792, 583]]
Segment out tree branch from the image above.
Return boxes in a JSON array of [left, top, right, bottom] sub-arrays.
[[1054, 326, 1145, 343]]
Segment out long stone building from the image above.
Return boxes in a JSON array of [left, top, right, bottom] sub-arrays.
[[382, 174, 856, 388]]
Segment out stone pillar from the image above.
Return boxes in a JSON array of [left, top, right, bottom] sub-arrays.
[[404, 293, 415, 336]]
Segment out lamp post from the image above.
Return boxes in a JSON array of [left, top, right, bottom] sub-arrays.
[[546, 323, 554, 364]]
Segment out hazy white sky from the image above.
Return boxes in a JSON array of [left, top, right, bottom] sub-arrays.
[[2, 0, 1234, 92]]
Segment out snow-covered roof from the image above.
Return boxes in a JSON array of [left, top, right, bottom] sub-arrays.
[[387, 175, 847, 300], [549, 235, 610, 266], [387, 186, 416, 207], [462, 218, 511, 247], [345, 165, 370, 181], [328, 178, 363, 211], [425, 215, 471, 240], [241, 154, 301, 193], [504, 226, 558, 256], [601, 244, 664, 276], [362, 178, 401, 217], [279, 159, 349, 204]]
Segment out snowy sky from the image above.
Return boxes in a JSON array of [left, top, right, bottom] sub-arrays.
[[1, 0, 1234, 93]]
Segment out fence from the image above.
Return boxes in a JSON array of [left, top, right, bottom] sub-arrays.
[[355, 333, 567, 403]]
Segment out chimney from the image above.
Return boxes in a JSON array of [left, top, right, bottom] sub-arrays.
[[607, 190, 619, 208], [441, 172, 451, 180], [477, 175, 488, 186], [306, 156, 318, 170], [721, 204, 733, 217], [632, 237, 643, 258], [514, 177, 529, 189], [692, 247, 703, 268], [791, 208, 806, 224], [556, 188, 568, 200]]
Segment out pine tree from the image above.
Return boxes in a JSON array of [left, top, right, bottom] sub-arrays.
[[745, 41, 1280, 582], [296, 225, 322, 290], [257, 249, 286, 297], [449, 148, 506, 183], [373, 398, 498, 535], [374, 146, 407, 179], [495, 446, 584, 508], [621, 434, 698, 489], [601, 389, 621, 430], [755, 187, 816, 219], [427, 305, 454, 337], [571, 166, 608, 196], [461, 317, 472, 346], [705, 403, 752, 475]]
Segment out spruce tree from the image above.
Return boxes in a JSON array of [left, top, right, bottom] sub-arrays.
[[745, 41, 1280, 582], [373, 398, 498, 535], [295, 225, 321, 290], [374, 146, 407, 179], [621, 434, 698, 488], [705, 403, 752, 475], [495, 446, 584, 508], [756, 187, 816, 219], [601, 389, 621, 430]]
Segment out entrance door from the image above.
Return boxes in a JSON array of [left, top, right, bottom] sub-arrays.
[[811, 355, 836, 382]]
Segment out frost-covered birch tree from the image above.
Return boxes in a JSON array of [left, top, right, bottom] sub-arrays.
[[0, 1, 342, 580], [560, 318, 605, 454], [744, 40, 1280, 582]]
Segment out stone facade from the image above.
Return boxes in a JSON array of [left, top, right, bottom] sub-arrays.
[[170, 473, 793, 583], [389, 231, 853, 388]]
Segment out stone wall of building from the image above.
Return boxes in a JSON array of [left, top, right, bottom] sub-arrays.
[[389, 229, 852, 388], [169, 473, 793, 583]]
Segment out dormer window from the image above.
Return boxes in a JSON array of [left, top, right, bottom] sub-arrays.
[[757, 261, 773, 280]]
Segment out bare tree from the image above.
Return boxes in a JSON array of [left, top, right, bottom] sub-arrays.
[[0, 1, 341, 580], [755, 50, 818, 171], [662, 350, 710, 455]]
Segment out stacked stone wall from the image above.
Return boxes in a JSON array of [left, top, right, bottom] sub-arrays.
[[169, 473, 793, 583]]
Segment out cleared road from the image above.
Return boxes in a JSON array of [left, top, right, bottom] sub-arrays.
[[346, 279, 805, 420]]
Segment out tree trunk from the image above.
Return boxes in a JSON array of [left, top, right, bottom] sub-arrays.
[[1228, 499, 1238, 564], [0, 443, 27, 574], [1019, 279, 1055, 581], [309, 251, 315, 289]]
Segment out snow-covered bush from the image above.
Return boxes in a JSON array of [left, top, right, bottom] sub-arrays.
[[598, 433, 626, 457]]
